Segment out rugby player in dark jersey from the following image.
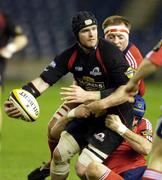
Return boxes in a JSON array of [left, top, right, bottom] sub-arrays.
[[4, 11, 134, 180]]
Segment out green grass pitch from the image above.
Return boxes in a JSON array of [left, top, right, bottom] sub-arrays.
[[1, 80, 162, 180]]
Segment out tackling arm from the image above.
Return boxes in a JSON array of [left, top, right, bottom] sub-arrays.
[[105, 115, 152, 155]]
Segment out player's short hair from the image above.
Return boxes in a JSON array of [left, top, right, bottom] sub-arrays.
[[133, 95, 146, 119], [72, 11, 98, 38], [102, 15, 131, 31]]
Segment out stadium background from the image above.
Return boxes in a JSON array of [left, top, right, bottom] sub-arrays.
[[1, 0, 162, 179]]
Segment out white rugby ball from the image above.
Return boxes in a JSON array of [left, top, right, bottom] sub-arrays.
[[9, 89, 40, 122]]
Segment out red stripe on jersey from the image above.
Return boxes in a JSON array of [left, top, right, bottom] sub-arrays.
[[126, 44, 143, 68], [68, 50, 78, 71], [125, 44, 145, 96]]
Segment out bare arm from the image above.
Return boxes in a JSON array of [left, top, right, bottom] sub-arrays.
[[130, 59, 158, 84], [31, 77, 50, 94], [0, 34, 28, 59], [60, 85, 100, 104], [122, 128, 152, 155], [126, 59, 158, 95], [105, 115, 152, 155], [86, 59, 159, 115]]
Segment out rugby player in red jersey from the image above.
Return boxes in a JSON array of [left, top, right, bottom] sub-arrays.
[[86, 40, 162, 180], [86, 95, 153, 180]]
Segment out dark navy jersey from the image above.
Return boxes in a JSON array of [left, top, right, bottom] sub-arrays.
[[40, 38, 130, 92]]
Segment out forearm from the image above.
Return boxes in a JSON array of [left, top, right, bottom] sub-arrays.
[[123, 129, 152, 155], [131, 59, 158, 84], [5, 35, 28, 53], [22, 77, 50, 98], [100, 88, 115, 99], [98, 91, 124, 109], [31, 77, 49, 94], [11, 35, 28, 51], [86, 91, 101, 101]]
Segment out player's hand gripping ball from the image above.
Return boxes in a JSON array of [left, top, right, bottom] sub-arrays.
[[9, 89, 40, 122]]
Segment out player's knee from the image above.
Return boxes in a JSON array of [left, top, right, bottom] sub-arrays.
[[50, 157, 70, 176], [86, 161, 99, 178], [53, 147, 62, 161], [50, 131, 80, 176], [53, 131, 80, 162], [75, 160, 87, 178], [50, 147, 70, 176]]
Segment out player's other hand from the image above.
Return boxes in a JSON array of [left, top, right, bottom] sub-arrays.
[[60, 85, 90, 104], [4, 100, 22, 118], [105, 114, 122, 132]]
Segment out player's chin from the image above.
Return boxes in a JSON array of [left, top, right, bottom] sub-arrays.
[[85, 44, 96, 49]]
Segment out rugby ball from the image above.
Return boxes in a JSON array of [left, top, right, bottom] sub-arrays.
[[9, 89, 40, 122]]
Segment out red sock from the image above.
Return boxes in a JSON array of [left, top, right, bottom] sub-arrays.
[[142, 169, 162, 180]]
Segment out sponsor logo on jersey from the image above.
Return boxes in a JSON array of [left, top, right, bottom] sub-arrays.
[[94, 133, 105, 142], [90, 67, 102, 76], [77, 76, 105, 90], [44, 61, 56, 72], [49, 61, 56, 68], [140, 129, 152, 137], [125, 67, 136, 79]]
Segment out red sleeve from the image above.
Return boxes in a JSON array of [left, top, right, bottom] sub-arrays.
[[147, 46, 162, 66], [127, 44, 145, 96], [128, 44, 143, 67]]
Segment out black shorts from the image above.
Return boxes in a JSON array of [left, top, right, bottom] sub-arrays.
[[65, 102, 134, 157]]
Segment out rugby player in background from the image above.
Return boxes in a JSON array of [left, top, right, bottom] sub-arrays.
[[0, 10, 28, 150], [0, 10, 28, 87]]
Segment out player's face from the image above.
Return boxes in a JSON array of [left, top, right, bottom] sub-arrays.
[[78, 25, 98, 49], [133, 116, 140, 127], [105, 32, 128, 51]]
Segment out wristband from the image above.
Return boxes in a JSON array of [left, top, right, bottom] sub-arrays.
[[117, 124, 128, 136], [22, 82, 41, 98], [67, 108, 76, 120]]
